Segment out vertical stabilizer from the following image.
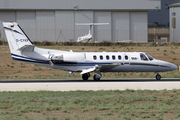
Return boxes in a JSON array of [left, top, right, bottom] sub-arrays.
[[3, 22, 33, 53]]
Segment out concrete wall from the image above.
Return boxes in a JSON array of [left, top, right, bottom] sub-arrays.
[[112, 12, 130, 42], [0, 11, 148, 42], [148, 0, 176, 26], [0, 0, 160, 43], [0, 0, 160, 10], [169, 7, 180, 42]]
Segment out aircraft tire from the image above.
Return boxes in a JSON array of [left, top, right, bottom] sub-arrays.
[[156, 74, 161, 80], [82, 73, 89, 80], [93, 74, 100, 81]]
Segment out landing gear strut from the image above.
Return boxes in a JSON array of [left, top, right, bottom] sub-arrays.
[[156, 73, 161, 80], [82, 73, 90, 80]]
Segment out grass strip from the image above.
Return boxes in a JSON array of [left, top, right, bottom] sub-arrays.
[[0, 90, 180, 120]]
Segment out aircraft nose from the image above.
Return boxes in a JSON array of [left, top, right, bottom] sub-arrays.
[[170, 63, 177, 71], [163, 62, 177, 71], [158, 60, 177, 71]]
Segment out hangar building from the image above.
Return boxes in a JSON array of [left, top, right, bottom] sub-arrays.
[[0, 0, 160, 42], [148, 0, 176, 26], [169, 3, 180, 42]]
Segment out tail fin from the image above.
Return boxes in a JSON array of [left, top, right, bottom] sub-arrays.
[[3, 22, 34, 53]]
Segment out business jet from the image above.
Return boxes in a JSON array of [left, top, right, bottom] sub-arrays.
[[76, 23, 109, 42], [3, 22, 177, 81]]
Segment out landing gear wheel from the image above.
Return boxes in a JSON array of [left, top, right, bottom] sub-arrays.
[[93, 74, 101, 81], [82, 73, 89, 80], [156, 74, 161, 80]]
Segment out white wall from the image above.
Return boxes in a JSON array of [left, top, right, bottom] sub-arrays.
[[16, 11, 36, 41], [0, 10, 148, 43], [0, 0, 160, 11], [55, 11, 74, 42], [130, 12, 147, 42], [170, 7, 180, 42], [93, 12, 112, 42], [112, 12, 130, 42], [36, 11, 55, 42], [0, 11, 16, 39]]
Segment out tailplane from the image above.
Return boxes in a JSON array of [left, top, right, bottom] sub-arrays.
[[3, 22, 34, 53]]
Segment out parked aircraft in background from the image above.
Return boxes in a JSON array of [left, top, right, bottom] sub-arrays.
[[76, 23, 109, 42], [3, 22, 177, 81]]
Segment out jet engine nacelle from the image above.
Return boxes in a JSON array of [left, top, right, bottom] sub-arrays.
[[51, 53, 86, 64]]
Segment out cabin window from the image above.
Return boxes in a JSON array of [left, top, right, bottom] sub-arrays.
[[118, 55, 121, 60], [100, 55, 103, 60], [112, 55, 116, 60], [106, 55, 109, 60], [140, 53, 148, 61], [93, 55, 97, 60], [125, 55, 128, 60]]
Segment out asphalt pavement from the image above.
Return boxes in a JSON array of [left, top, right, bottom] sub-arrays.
[[0, 78, 180, 91]]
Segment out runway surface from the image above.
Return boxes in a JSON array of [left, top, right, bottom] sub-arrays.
[[0, 78, 180, 91]]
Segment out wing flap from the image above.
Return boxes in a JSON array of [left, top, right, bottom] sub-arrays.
[[80, 67, 96, 75], [80, 63, 121, 75]]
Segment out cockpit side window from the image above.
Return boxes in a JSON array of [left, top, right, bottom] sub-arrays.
[[145, 53, 154, 61], [140, 53, 148, 61]]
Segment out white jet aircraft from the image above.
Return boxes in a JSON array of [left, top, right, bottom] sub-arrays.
[[3, 22, 177, 81], [76, 23, 109, 42]]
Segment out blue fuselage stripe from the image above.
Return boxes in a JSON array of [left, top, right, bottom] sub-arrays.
[[11, 53, 49, 64], [11, 54, 169, 68]]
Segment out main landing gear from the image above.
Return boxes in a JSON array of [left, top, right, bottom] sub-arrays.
[[155, 73, 161, 80], [82, 73, 101, 81], [82, 73, 90, 80], [93, 74, 101, 81]]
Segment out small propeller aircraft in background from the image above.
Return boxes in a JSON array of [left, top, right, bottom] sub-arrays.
[[76, 23, 109, 42], [3, 22, 177, 81]]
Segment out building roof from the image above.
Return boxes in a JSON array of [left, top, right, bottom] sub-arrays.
[[169, 3, 180, 7]]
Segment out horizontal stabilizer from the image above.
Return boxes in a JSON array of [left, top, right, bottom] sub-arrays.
[[18, 45, 35, 52]]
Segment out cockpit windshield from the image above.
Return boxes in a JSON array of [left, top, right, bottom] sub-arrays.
[[145, 53, 154, 61], [140, 53, 148, 61]]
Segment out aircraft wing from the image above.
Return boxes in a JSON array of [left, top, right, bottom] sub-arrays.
[[80, 63, 121, 75], [99, 63, 122, 71], [80, 66, 96, 75]]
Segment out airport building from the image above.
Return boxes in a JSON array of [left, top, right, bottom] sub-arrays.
[[169, 3, 180, 42], [0, 0, 160, 42], [148, 0, 177, 27]]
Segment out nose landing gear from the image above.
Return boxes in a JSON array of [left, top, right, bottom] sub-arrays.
[[155, 73, 161, 80]]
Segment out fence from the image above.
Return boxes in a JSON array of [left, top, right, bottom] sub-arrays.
[[1, 27, 172, 43], [148, 28, 169, 43]]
